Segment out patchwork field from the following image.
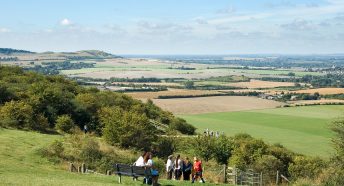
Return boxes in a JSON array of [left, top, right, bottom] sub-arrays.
[[153, 96, 283, 114], [181, 105, 344, 157], [126, 88, 222, 99], [291, 88, 344, 95], [225, 79, 295, 89]]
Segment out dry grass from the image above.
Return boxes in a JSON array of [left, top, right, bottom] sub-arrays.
[[226, 79, 295, 89], [288, 99, 344, 105], [126, 88, 222, 99], [291, 88, 344, 95], [152, 96, 283, 114]]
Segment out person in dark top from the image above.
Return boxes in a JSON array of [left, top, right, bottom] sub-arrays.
[[183, 157, 192, 180]]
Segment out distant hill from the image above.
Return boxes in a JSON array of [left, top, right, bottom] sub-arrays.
[[0, 48, 35, 55], [0, 48, 122, 60]]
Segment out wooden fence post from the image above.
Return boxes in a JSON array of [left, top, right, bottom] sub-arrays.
[[82, 163, 86, 173], [260, 172, 263, 186], [106, 170, 111, 175], [276, 170, 279, 186], [69, 163, 74, 172], [223, 164, 227, 183]]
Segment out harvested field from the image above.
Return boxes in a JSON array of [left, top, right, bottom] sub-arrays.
[[226, 79, 295, 88], [291, 88, 344, 95], [288, 99, 344, 105], [126, 88, 221, 99], [152, 96, 283, 114]]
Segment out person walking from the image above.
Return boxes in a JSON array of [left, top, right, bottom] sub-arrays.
[[83, 124, 88, 134], [174, 154, 183, 180], [183, 157, 192, 180], [166, 155, 174, 180], [192, 157, 205, 183]]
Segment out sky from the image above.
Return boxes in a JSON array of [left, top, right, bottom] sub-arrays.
[[0, 0, 343, 54]]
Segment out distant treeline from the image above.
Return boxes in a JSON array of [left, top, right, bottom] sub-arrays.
[[167, 66, 196, 70], [110, 77, 162, 83], [26, 61, 95, 75], [204, 75, 250, 82], [176, 56, 344, 68], [157, 91, 260, 99], [0, 48, 34, 55], [0, 57, 18, 61], [261, 74, 344, 88]]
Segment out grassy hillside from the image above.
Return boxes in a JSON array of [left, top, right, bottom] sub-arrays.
[[0, 129, 221, 186], [181, 105, 344, 158]]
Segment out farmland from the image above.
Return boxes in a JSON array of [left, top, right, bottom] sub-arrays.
[[152, 96, 283, 114], [181, 105, 344, 158]]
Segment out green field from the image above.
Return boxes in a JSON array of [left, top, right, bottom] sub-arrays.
[[0, 129, 222, 186], [181, 105, 344, 158]]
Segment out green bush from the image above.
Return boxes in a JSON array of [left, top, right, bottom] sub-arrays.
[[0, 100, 35, 129], [253, 155, 284, 185], [100, 107, 157, 150], [55, 115, 76, 133], [194, 135, 216, 161], [288, 156, 325, 180], [153, 137, 175, 158], [214, 135, 233, 165], [170, 118, 196, 135]]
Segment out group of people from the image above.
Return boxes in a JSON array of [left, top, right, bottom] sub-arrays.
[[204, 128, 223, 138], [133, 151, 205, 185], [166, 155, 205, 183]]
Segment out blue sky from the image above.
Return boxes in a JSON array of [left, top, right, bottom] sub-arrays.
[[0, 0, 343, 54]]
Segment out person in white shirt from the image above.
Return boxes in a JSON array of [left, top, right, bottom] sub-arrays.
[[144, 152, 159, 186], [174, 154, 183, 180], [133, 151, 146, 167], [166, 155, 174, 180]]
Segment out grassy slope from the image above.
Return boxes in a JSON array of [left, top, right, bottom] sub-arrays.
[[181, 105, 344, 158], [0, 129, 221, 186]]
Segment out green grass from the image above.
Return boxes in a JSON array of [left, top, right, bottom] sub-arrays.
[[0, 129, 224, 186], [181, 105, 344, 158]]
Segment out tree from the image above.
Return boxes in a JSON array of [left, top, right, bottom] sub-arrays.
[[170, 118, 196, 135], [194, 135, 216, 162], [0, 85, 15, 105], [214, 135, 233, 165], [153, 137, 176, 158], [55, 115, 76, 133], [0, 100, 34, 129], [184, 81, 194, 89], [253, 155, 284, 185], [99, 107, 157, 150]]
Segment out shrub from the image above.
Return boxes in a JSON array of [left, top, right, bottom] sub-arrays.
[[194, 135, 216, 162], [0, 100, 35, 129], [253, 155, 284, 185], [170, 118, 196, 135], [153, 137, 175, 158], [100, 107, 157, 150], [288, 156, 325, 180], [55, 115, 76, 133], [213, 135, 233, 165]]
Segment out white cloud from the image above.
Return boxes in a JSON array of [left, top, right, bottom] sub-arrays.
[[0, 28, 10, 33], [60, 18, 72, 26]]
